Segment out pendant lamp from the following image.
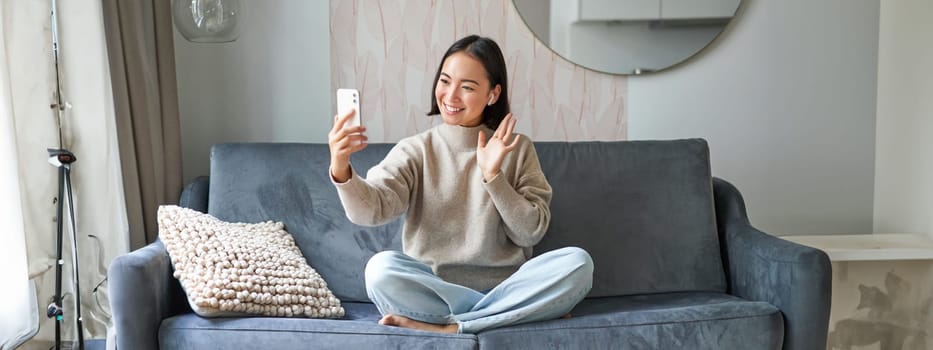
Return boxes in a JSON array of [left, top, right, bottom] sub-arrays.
[[172, 0, 241, 43]]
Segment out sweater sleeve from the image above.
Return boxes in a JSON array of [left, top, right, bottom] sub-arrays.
[[332, 141, 420, 226], [482, 138, 552, 247]]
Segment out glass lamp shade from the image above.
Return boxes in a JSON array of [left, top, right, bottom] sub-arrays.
[[172, 0, 241, 43]]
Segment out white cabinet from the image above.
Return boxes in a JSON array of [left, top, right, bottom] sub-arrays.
[[781, 233, 933, 261], [662, 0, 740, 20], [577, 0, 739, 22], [579, 0, 659, 21]]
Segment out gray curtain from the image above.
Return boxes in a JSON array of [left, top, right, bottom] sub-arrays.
[[102, 0, 182, 249]]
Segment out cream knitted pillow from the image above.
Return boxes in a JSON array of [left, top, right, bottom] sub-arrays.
[[158, 205, 345, 318]]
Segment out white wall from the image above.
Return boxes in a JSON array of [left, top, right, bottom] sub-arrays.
[[873, 0, 933, 236], [174, 1, 331, 182], [628, 0, 880, 235]]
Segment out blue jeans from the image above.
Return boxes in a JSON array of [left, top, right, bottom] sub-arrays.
[[364, 247, 594, 334]]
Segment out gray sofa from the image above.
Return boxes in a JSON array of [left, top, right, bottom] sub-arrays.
[[109, 139, 831, 349]]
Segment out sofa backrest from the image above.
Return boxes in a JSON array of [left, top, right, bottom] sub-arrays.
[[533, 140, 725, 297], [208, 143, 401, 302], [207, 139, 725, 302]]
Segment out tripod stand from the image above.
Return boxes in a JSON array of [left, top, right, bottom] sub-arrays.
[[46, 148, 84, 350]]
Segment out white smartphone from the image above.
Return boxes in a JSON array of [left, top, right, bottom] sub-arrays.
[[336, 88, 362, 131]]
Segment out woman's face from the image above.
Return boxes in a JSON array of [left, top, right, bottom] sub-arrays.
[[435, 52, 499, 127]]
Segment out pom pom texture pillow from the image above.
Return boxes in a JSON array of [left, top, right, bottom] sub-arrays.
[[158, 205, 345, 318]]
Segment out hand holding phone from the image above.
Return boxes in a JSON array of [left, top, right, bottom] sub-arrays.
[[330, 88, 367, 183]]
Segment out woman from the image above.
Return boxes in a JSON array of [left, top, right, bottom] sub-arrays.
[[328, 35, 593, 334]]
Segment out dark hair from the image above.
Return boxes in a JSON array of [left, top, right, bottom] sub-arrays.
[[427, 35, 509, 130]]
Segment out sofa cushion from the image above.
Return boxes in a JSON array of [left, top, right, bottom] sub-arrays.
[[207, 143, 403, 302], [159, 302, 477, 350], [477, 292, 783, 349], [158, 205, 344, 318], [533, 139, 726, 297]]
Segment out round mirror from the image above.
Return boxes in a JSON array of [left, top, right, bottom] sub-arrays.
[[512, 0, 742, 75]]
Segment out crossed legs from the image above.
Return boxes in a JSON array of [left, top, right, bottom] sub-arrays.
[[364, 247, 593, 334]]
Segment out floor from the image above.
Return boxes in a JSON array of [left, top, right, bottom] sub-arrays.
[[17, 339, 105, 350]]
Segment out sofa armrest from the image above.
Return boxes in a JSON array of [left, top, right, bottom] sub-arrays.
[[713, 177, 831, 350], [179, 175, 210, 213], [109, 240, 188, 350]]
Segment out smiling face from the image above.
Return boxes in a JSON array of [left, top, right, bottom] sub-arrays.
[[435, 52, 501, 127]]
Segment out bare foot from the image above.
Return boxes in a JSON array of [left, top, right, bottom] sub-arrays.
[[561, 313, 572, 319], [379, 314, 459, 334]]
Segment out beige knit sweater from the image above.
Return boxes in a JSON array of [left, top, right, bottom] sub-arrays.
[[333, 123, 552, 291]]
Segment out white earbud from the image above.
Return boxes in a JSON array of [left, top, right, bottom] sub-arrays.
[[487, 95, 495, 106]]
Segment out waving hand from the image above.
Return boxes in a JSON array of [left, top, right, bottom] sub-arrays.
[[477, 113, 520, 182]]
